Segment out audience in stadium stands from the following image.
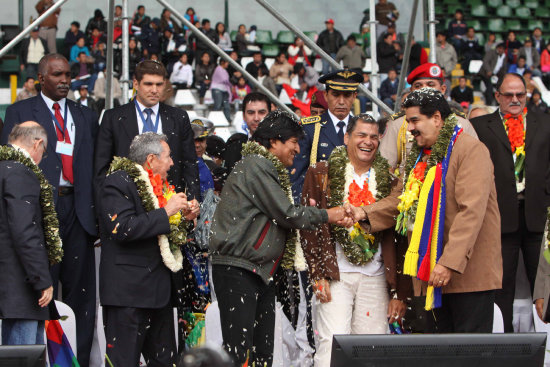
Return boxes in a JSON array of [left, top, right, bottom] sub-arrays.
[[159, 8, 182, 34], [336, 35, 367, 71], [132, 5, 151, 30], [64, 21, 85, 58], [15, 77, 38, 102], [450, 76, 474, 105], [435, 31, 457, 81], [269, 52, 294, 92], [375, 0, 399, 38], [195, 52, 215, 102], [69, 37, 91, 63], [210, 58, 233, 121], [170, 53, 193, 89], [245, 51, 267, 79], [317, 18, 345, 74], [216, 22, 232, 52], [447, 9, 467, 51], [19, 27, 49, 79], [70, 51, 97, 91], [35, 0, 60, 53], [288, 37, 312, 66], [379, 69, 398, 109]]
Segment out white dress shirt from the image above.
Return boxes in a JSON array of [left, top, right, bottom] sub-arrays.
[[134, 99, 163, 134], [41, 92, 75, 187]]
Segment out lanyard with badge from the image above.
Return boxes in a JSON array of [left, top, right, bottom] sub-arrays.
[[49, 103, 73, 156], [134, 98, 160, 133]]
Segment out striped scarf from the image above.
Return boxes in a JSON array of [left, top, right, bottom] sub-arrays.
[[403, 125, 463, 310]]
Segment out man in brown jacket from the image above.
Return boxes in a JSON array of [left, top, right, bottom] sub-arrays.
[[35, 0, 60, 53], [301, 114, 411, 366], [352, 88, 502, 333]]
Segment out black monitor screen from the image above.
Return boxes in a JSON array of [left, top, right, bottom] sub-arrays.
[[0, 345, 46, 367], [330, 333, 546, 367]]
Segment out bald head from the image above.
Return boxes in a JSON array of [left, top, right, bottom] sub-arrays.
[[8, 121, 48, 164]]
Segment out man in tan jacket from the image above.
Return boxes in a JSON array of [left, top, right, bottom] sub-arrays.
[[351, 88, 502, 332]]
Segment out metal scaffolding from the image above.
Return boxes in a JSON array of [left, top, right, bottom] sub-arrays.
[[0, 0, 69, 59], [255, 0, 393, 117], [156, 0, 296, 116]]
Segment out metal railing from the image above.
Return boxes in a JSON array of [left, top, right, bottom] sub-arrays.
[[0, 0, 69, 59]]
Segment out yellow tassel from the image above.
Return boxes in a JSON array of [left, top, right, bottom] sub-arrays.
[[425, 285, 434, 310], [403, 167, 437, 277]]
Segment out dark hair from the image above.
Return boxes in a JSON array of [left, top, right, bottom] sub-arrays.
[[436, 30, 447, 38], [402, 88, 452, 120], [496, 73, 526, 91], [186, 7, 195, 14], [115, 5, 122, 10], [134, 60, 167, 81], [258, 65, 269, 76], [346, 113, 378, 135], [252, 50, 262, 56], [77, 36, 85, 42], [202, 19, 210, 26], [137, 5, 144, 10], [467, 27, 474, 32], [215, 22, 225, 34], [242, 92, 271, 114], [517, 55, 526, 61], [293, 62, 305, 75], [455, 9, 463, 14], [251, 110, 304, 149], [25, 76, 35, 82], [206, 135, 226, 158], [276, 51, 286, 58], [346, 35, 356, 42], [78, 51, 86, 58], [71, 21, 80, 28]]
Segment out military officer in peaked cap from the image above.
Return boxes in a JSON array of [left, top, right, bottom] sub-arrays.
[[290, 69, 363, 201]]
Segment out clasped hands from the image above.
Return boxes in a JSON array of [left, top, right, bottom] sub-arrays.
[[164, 193, 200, 221], [315, 199, 368, 228]]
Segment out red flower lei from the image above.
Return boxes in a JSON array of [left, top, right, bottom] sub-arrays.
[[147, 169, 175, 208], [348, 180, 376, 207], [503, 107, 527, 152]]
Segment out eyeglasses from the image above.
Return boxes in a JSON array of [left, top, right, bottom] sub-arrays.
[[498, 92, 527, 99]]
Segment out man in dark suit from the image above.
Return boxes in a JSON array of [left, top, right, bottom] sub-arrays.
[[471, 73, 550, 332], [76, 85, 98, 114], [223, 92, 271, 173], [0, 122, 58, 345], [95, 59, 200, 202], [1, 53, 98, 367], [290, 69, 363, 201], [100, 132, 190, 366]]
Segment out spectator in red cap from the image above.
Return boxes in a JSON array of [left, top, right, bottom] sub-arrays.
[[379, 63, 478, 172], [317, 19, 344, 75]]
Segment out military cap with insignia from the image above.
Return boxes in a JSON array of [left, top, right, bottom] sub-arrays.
[[191, 118, 214, 139], [318, 69, 363, 92], [406, 63, 444, 84]]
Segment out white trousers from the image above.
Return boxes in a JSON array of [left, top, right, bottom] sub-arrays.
[[314, 273, 388, 367]]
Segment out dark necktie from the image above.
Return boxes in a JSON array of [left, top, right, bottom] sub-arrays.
[[53, 102, 74, 184], [143, 108, 154, 133], [337, 120, 346, 142]]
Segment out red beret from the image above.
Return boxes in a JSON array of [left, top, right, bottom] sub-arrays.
[[406, 63, 444, 84], [310, 90, 328, 109]]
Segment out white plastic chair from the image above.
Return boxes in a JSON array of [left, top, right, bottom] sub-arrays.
[[240, 57, 253, 68], [265, 57, 275, 70], [207, 111, 230, 127], [174, 89, 197, 106]]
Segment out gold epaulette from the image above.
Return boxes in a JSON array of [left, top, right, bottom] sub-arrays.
[[453, 109, 467, 118], [390, 111, 405, 120], [301, 115, 322, 125]]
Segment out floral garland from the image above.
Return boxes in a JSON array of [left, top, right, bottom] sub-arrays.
[[0, 145, 63, 264], [328, 146, 392, 265], [396, 114, 459, 235], [241, 141, 307, 271], [147, 169, 182, 226], [503, 107, 527, 192], [107, 157, 188, 272]]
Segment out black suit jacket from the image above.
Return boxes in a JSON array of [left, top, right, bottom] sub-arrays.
[[1, 96, 99, 236], [99, 170, 172, 308], [471, 109, 550, 233], [95, 101, 200, 200], [0, 158, 58, 320]]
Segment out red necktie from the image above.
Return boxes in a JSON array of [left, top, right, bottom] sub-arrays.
[[53, 102, 74, 184]]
